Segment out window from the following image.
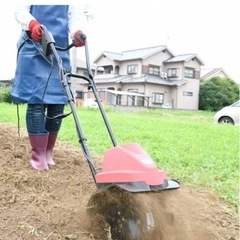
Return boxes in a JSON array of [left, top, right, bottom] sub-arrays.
[[149, 65, 160, 76], [128, 89, 138, 93], [152, 93, 164, 104], [127, 65, 138, 74], [184, 68, 195, 78], [103, 65, 113, 74], [76, 91, 83, 99], [183, 91, 193, 96], [167, 68, 179, 77]]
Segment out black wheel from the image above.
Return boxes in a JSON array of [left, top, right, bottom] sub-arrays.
[[219, 116, 234, 124], [88, 187, 145, 240], [108, 204, 141, 240]]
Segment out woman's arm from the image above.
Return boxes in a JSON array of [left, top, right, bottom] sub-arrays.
[[15, 5, 35, 31]]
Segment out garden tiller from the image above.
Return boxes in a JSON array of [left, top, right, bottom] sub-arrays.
[[41, 25, 180, 193], [41, 26, 180, 239]]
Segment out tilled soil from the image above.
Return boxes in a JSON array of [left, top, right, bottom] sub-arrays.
[[0, 124, 238, 240]]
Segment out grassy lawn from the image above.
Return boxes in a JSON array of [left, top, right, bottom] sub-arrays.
[[0, 103, 239, 206]]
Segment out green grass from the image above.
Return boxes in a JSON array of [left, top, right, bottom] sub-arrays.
[[0, 103, 239, 206]]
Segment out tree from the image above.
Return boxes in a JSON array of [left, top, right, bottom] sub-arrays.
[[199, 77, 239, 111], [0, 82, 12, 103]]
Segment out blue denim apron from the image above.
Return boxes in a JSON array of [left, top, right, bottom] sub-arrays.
[[11, 5, 70, 104]]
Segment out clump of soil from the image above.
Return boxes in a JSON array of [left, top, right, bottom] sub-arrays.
[[89, 187, 238, 240], [0, 124, 238, 240]]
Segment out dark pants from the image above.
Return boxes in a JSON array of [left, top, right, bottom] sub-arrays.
[[26, 104, 65, 134]]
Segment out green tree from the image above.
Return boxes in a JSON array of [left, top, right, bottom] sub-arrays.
[[0, 83, 12, 103], [199, 77, 239, 111]]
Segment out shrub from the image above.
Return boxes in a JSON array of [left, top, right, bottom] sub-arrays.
[[199, 77, 239, 111], [0, 84, 12, 103]]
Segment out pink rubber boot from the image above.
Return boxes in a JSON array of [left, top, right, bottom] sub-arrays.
[[29, 134, 49, 170], [46, 133, 58, 167]]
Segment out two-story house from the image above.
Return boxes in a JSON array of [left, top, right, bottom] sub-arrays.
[[74, 45, 204, 110]]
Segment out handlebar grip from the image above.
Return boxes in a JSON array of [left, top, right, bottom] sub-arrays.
[[72, 32, 87, 47]]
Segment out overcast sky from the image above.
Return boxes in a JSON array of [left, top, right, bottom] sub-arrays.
[[1, 0, 239, 83]]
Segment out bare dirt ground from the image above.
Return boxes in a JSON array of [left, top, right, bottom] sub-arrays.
[[0, 123, 239, 240]]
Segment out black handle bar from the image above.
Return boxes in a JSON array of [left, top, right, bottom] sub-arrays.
[[55, 43, 75, 51], [56, 34, 87, 51], [41, 25, 86, 54]]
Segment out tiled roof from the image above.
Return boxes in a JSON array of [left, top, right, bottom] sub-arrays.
[[93, 75, 132, 84], [121, 45, 168, 60], [101, 52, 123, 61], [94, 74, 187, 86], [165, 53, 196, 63], [165, 53, 204, 65], [96, 45, 170, 62]]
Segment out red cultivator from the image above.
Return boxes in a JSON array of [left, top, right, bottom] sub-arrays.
[[96, 143, 179, 192], [41, 26, 180, 239]]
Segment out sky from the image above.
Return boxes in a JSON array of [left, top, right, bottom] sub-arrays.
[[1, 0, 240, 83]]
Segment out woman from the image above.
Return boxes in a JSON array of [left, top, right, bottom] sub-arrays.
[[11, 5, 86, 170]]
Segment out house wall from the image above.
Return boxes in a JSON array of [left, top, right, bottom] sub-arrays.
[[184, 58, 202, 71], [144, 84, 172, 107], [164, 58, 202, 110], [117, 83, 173, 108], [120, 83, 145, 93], [169, 87, 177, 108], [95, 57, 121, 76], [96, 56, 116, 67], [118, 50, 172, 78], [118, 60, 142, 77], [142, 50, 172, 68], [177, 59, 201, 109], [95, 83, 122, 91], [165, 62, 184, 80], [176, 79, 200, 110]]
